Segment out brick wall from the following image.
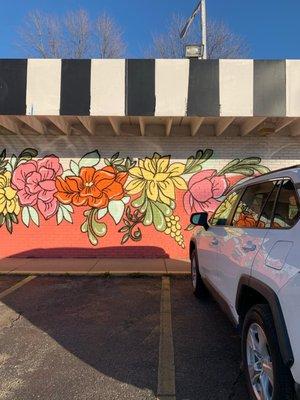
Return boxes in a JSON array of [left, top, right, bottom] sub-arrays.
[[1, 132, 300, 260]]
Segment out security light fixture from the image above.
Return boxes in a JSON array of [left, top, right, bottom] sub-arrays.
[[185, 44, 204, 59]]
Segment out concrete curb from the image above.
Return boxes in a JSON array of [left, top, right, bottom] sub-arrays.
[[0, 271, 190, 277]]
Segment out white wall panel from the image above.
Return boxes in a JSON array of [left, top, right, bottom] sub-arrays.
[[286, 60, 300, 117], [90, 59, 125, 116], [219, 60, 253, 116], [26, 59, 61, 115], [155, 59, 189, 116]]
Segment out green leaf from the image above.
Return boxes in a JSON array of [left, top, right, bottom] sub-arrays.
[[185, 223, 195, 231], [132, 192, 145, 208], [140, 198, 149, 214], [57, 207, 63, 225], [88, 230, 98, 246], [61, 204, 73, 213], [62, 169, 75, 179], [253, 165, 270, 174], [70, 160, 79, 175], [154, 201, 172, 217], [79, 150, 100, 168], [143, 203, 153, 226], [5, 214, 12, 233], [0, 149, 6, 160], [108, 200, 125, 224], [0, 213, 4, 226], [201, 148, 214, 161], [62, 207, 73, 223], [118, 226, 129, 233], [169, 200, 176, 210], [28, 206, 39, 226], [151, 202, 166, 232], [19, 148, 38, 159], [133, 227, 142, 240], [22, 206, 30, 227], [121, 233, 130, 244], [92, 220, 107, 237], [97, 208, 108, 219], [9, 154, 17, 170], [186, 163, 204, 174], [10, 213, 18, 224], [111, 152, 119, 161], [81, 221, 88, 233]]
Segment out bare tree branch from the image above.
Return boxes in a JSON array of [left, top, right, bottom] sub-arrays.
[[146, 13, 250, 59], [94, 12, 126, 58], [18, 10, 63, 58], [18, 9, 125, 59], [64, 9, 91, 58]]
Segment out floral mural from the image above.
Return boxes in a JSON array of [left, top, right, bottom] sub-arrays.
[[0, 148, 269, 250]]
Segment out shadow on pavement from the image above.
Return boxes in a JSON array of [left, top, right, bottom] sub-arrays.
[[0, 276, 249, 400]]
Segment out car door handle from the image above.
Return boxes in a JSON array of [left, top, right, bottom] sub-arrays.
[[242, 242, 257, 252], [211, 238, 219, 246]]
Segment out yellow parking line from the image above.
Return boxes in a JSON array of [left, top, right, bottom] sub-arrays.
[[157, 276, 176, 400], [0, 276, 36, 300]]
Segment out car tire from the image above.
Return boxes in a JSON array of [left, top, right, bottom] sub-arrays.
[[191, 250, 207, 299], [242, 304, 295, 400]]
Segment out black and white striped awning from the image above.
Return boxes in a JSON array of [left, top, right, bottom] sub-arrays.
[[0, 59, 300, 117], [0, 59, 300, 137]]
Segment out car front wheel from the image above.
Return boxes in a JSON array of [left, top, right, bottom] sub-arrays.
[[191, 250, 207, 299], [242, 304, 295, 400]]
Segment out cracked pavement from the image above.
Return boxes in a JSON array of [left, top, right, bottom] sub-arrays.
[[0, 276, 249, 400]]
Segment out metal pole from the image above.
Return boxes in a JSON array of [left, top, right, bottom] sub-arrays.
[[201, 0, 207, 59]]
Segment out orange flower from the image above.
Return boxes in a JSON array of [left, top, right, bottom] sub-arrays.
[[235, 213, 265, 228], [55, 166, 128, 209]]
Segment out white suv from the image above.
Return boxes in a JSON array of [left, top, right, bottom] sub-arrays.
[[189, 166, 300, 400]]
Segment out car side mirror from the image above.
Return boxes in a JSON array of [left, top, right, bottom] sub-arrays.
[[190, 212, 209, 231]]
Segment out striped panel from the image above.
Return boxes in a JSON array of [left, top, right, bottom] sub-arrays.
[[219, 60, 253, 117], [0, 59, 27, 115], [254, 60, 286, 117], [26, 59, 61, 116], [60, 60, 91, 115], [90, 59, 125, 116], [155, 59, 189, 116], [187, 60, 219, 117], [286, 60, 300, 117], [126, 59, 155, 116]]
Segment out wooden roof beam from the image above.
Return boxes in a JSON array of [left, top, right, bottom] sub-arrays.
[[16, 116, 47, 134], [108, 117, 121, 136], [240, 117, 266, 136], [215, 117, 235, 136], [190, 117, 205, 137], [0, 116, 20, 134], [47, 116, 71, 135]]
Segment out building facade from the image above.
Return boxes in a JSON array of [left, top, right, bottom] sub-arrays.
[[1, 59, 300, 260]]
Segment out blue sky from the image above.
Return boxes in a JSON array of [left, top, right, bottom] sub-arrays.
[[0, 0, 300, 59]]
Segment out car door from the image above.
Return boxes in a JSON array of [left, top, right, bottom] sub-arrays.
[[252, 179, 299, 291], [200, 190, 241, 286], [214, 180, 280, 315]]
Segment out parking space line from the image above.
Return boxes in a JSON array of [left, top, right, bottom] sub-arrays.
[[0, 276, 36, 300], [157, 276, 176, 400]]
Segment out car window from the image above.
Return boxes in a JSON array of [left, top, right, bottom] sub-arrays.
[[210, 191, 240, 226], [272, 180, 300, 229], [258, 181, 281, 228], [232, 181, 277, 228]]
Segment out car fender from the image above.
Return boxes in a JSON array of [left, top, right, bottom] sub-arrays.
[[236, 275, 294, 367]]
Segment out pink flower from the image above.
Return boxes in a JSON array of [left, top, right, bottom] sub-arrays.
[[184, 169, 228, 215], [12, 156, 63, 219]]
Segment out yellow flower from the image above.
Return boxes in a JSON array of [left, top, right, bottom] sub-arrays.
[[211, 192, 238, 225], [126, 155, 187, 205], [0, 171, 20, 216]]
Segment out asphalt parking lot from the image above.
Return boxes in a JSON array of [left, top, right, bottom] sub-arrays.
[[0, 275, 249, 400]]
